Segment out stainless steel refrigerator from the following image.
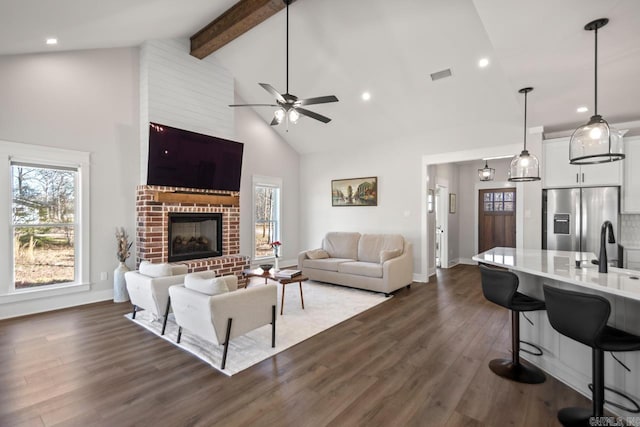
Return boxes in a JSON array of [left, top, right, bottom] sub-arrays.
[[542, 186, 621, 263]]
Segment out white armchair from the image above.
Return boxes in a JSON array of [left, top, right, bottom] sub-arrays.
[[125, 261, 188, 335], [169, 272, 277, 369]]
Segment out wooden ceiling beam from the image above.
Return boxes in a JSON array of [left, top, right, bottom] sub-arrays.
[[190, 0, 296, 59]]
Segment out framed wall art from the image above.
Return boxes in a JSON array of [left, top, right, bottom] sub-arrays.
[[331, 177, 377, 206]]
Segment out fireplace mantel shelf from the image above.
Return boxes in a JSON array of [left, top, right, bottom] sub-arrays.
[[153, 191, 239, 206]]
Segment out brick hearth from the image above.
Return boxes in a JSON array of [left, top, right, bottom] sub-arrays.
[[135, 185, 249, 284]]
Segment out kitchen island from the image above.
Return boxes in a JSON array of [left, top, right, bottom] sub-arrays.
[[472, 247, 640, 418]]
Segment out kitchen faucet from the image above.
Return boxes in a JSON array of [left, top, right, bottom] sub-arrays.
[[599, 220, 616, 273]]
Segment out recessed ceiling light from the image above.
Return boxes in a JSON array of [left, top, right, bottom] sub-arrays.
[[361, 92, 371, 101], [576, 106, 589, 113], [46, 38, 58, 45], [478, 58, 490, 68]]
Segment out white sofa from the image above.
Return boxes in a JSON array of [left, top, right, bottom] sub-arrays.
[[298, 232, 413, 295], [125, 261, 188, 335], [169, 271, 277, 369]]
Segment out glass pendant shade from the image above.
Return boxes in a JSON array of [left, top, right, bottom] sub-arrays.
[[274, 108, 285, 124], [509, 87, 540, 182], [478, 161, 495, 181], [509, 150, 540, 182], [569, 18, 624, 164], [569, 117, 624, 164], [288, 109, 300, 123]]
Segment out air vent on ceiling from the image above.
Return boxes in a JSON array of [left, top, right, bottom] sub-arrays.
[[430, 68, 453, 81]]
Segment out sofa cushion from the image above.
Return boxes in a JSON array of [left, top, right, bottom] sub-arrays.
[[303, 258, 355, 272], [337, 261, 383, 278], [184, 274, 229, 296], [322, 232, 361, 259], [139, 261, 173, 278], [357, 234, 404, 263], [306, 248, 330, 259], [380, 248, 402, 264]]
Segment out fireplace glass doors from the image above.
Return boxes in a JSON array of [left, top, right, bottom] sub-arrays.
[[168, 213, 222, 262]]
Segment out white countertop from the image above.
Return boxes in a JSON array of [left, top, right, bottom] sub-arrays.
[[472, 247, 640, 301]]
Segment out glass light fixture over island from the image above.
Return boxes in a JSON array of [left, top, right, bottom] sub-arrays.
[[569, 18, 624, 164], [509, 87, 540, 182]]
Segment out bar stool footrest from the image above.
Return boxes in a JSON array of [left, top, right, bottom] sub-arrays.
[[587, 383, 640, 414], [519, 340, 544, 356], [489, 358, 546, 384]]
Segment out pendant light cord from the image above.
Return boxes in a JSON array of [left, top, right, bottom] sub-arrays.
[[594, 26, 598, 115], [523, 90, 528, 151]]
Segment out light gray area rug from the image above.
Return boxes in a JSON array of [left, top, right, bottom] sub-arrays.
[[125, 281, 390, 376]]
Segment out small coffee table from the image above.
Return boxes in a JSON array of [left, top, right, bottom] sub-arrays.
[[242, 268, 307, 315]]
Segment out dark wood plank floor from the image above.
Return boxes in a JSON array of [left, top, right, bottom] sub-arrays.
[[0, 265, 591, 426]]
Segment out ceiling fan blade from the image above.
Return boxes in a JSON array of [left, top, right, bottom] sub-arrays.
[[229, 103, 278, 107], [270, 117, 280, 126], [259, 83, 286, 103], [295, 107, 332, 124], [297, 95, 339, 106]]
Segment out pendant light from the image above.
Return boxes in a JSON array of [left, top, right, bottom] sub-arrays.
[[569, 18, 624, 164], [509, 87, 540, 182], [478, 160, 495, 181]]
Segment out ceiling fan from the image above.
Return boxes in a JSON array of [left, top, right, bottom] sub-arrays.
[[229, 0, 338, 126]]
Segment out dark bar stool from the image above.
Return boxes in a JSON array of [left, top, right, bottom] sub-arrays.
[[543, 285, 640, 426], [479, 265, 547, 384]]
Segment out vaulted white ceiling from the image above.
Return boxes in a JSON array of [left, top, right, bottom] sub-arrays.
[[1, 0, 638, 154]]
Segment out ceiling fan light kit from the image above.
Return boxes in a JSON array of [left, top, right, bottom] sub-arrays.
[[509, 87, 541, 182], [569, 18, 624, 165], [229, 0, 338, 127]]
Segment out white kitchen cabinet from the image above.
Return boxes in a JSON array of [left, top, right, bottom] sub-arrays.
[[624, 248, 640, 271], [543, 137, 622, 188], [622, 136, 640, 213]]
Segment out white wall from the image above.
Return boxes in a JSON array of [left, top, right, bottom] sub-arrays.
[[234, 95, 300, 264], [299, 141, 428, 282], [0, 48, 140, 318]]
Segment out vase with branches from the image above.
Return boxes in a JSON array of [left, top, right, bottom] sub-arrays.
[[270, 241, 281, 271], [114, 227, 132, 303]]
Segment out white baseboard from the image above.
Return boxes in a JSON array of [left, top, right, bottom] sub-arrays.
[[459, 258, 477, 265], [428, 267, 436, 277]]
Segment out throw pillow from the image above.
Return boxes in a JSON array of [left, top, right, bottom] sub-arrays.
[[139, 261, 173, 278], [380, 249, 402, 264], [184, 274, 229, 296], [306, 248, 330, 259]]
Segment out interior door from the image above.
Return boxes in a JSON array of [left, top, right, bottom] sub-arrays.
[[478, 188, 516, 253]]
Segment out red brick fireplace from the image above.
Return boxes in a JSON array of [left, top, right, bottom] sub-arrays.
[[135, 185, 249, 284]]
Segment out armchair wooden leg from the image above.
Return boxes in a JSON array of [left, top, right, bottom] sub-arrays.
[[221, 318, 233, 370], [161, 297, 171, 336], [272, 305, 276, 348], [132, 305, 137, 319], [177, 326, 182, 344]]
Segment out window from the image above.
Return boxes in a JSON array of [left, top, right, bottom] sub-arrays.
[[253, 176, 281, 260], [12, 163, 78, 289], [0, 140, 90, 299]]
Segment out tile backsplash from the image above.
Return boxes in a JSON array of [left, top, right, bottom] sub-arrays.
[[621, 214, 640, 246]]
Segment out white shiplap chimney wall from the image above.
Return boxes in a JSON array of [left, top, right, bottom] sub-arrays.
[[139, 39, 234, 183]]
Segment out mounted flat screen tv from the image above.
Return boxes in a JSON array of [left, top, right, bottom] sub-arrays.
[[147, 123, 244, 192]]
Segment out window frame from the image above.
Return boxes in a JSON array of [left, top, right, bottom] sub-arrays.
[[0, 141, 90, 302], [252, 175, 282, 262]]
